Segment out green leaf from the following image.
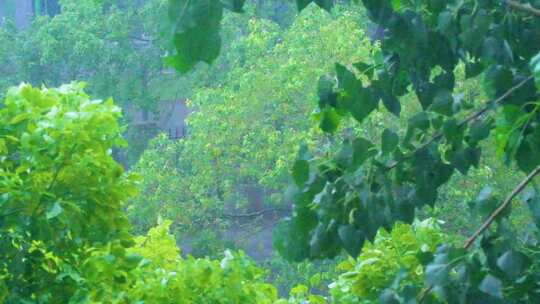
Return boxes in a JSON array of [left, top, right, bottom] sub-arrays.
[[430, 89, 453, 116], [524, 188, 540, 229], [381, 129, 399, 154], [292, 160, 310, 187], [352, 137, 375, 167], [409, 112, 430, 131], [450, 147, 480, 175], [46, 201, 63, 220], [468, 119, 492, 145], [381, 93, 401, 117], [220, 0, 246, 12], [319, 108, 340, 133], [167, 0, 224, 73], [479, 275, 503, 299], [497, 250, 525, 280], [336, 63, 378, 123], [317, 76, 338, 108], [337, 225, 364, 258]]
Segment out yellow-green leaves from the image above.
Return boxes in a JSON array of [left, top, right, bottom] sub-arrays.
[[0, 83, 136, 302]]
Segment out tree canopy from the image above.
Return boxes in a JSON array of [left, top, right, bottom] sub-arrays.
[[1, 0, 540, 303]]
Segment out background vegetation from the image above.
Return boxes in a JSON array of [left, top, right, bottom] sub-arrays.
[[1, 0, 540, 303]]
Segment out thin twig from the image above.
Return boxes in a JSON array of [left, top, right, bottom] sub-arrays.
[[464, 164, 540, 248], [388, 75, 534, 170], [0, 208, 25, 219], [222, 208, 286, 219], [419, 164, 540, 303], [505, 0, 540, 17]]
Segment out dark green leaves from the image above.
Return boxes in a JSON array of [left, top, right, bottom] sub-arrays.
[[430, 89, 454, 116], [353, 137, 375, 166], [337, 225, 364, 258], [381, 129, 399, 154], [497, 250, 525, 280], [524, 188, 540, 229], [336, 64, 378, 123], [319, 108, 340, 133], [292, 159, 310, 187], [381, 93, 401, 117], [167, 0, 248, 73], [167, 0, 224, 73], [220, 0, 246, 12], [479, 275, 503, 299], [425, 246, 452, 286]]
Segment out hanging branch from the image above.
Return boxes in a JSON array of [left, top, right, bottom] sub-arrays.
[[420, 164, 540, 303], [464, 164, 540, 248], [387, 75, 535, 170], [222, 207, 287, 219], [505, 0, 540, 17]]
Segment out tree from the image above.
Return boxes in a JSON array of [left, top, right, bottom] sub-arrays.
[[0, 83, 283, 303], [0, 83, 136, 302], [129, 4, 371, 236], [169, 0, 540, 302]]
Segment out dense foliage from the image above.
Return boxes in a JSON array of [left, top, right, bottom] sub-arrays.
[[129, 5, 371, 234], [2, 0, 540, 302], [171, 0, 540, 302], [0, 84, 279, 303], [0, 83, 136, 302]]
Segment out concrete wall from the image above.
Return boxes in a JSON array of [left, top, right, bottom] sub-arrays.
[[0, 0, 34, 29]]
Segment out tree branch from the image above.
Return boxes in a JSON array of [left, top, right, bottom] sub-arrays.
[[417, 76, 535, 303], [464, 164, 540, 249], [505, 0, 540, 17], [388, 75, 534, 170], [222, 208, 287, 219]]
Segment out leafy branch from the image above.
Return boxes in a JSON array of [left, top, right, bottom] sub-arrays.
[[420, 163, 540, 302], [387, 75, 535, 170], [505, 0, 540, 17], [464, 164, 540, 248]]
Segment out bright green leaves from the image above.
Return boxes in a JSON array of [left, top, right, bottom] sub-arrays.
[[167, 0, 244, 73], [331, 220, 446, 302], [0, 83, 137, 302], [296, 0, 334, 12]]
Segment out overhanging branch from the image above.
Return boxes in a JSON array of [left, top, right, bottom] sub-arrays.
[[464, 164, 540, 248], [505, 0, 540, 17]]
